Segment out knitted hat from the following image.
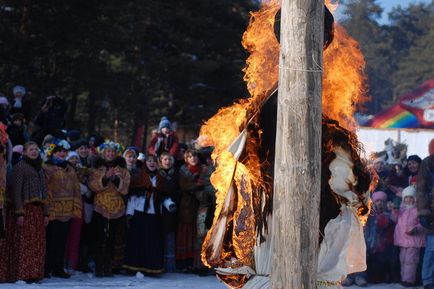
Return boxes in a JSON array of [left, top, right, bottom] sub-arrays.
[[123, 146, 138, 158], [0, 97, 9, 106], [402, 185, 416, 199], [407, 155, 422, 164], [12, 145, 23, 154], [158, 116, 172, 131], [66, 151, 80, 161], [42, 134, 54, 146], [372, 191, 387, 202], [12, 85, 26, 96]]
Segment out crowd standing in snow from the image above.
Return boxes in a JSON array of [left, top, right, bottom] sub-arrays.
[[0, 85, 432, 289]]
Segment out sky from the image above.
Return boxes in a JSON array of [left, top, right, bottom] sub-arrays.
[[336, 0, 431, 24]]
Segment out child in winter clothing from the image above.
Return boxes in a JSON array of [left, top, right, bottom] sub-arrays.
[[365, 190, 396, 283], [148, 117, 179, 157], [394, 185, 425, 287]]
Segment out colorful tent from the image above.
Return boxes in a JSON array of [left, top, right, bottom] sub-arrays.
[[369, 79, 434, 129]]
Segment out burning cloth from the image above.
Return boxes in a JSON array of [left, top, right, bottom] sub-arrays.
[[199, 0, 375, 288]]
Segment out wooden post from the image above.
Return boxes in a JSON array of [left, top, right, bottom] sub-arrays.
[[271, 0, 323, 288]]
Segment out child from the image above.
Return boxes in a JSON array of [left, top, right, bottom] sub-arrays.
[[394, 185, 425, 287], [147, 117, 179, 157], [365, 190, 395, 283]]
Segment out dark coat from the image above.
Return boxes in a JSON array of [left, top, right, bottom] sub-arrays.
[[416, 154, 434, 234]]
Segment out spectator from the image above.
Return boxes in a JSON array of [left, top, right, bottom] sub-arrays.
[[0, 127, 8, 281], [6, 141, 48, 282], [416, 152, 434, 289], [405, 155, 422, 185], [11, 145, 23, 166], [124, 154, 168, 275], [74, 139, 92, 168], [32, 95, 68, 145], [177, 149, 214, 274], [148, 116, 179, 157], [43, 139, 81, 279], [394, 185, 425, 287], [88, 141, 130, 277], [159, 152, 179, 272], [373, 158, 388, 192], [7, 113, 29, 146], [365, 191, 395, 283], [9, 85, 31, 122], [0, 96, 10, 125]]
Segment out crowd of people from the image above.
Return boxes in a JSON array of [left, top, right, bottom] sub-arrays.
[[0, 85, 432, 289], [344, 144, 434, 289], [0, 85, 216, 283]]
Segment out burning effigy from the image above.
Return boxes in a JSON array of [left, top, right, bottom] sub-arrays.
[[198, 0, 377, 288]]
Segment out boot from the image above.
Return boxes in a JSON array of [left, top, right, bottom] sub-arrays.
[[94, 254, 104, 277], [103, 252, 113, 277], [77, 247, 91, 273]]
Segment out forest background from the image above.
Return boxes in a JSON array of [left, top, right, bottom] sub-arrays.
[[0, 0, 433, 145]]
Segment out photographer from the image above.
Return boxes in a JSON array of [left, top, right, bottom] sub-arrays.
[[31, 95, 68, 145]]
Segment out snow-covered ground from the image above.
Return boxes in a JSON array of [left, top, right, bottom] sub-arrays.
[[0, 273, 423, 289]]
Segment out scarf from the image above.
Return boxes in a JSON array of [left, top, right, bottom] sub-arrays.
[[23, 155, 42, 172], [51, 155, 67, 168], [187, 163, 201, 175]]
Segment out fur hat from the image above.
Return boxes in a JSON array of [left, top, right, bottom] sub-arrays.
[[158, 116, 172, 131], [12, 85, 26, 96], [402, 185, 416, 199], [372, 191, 387, 202]]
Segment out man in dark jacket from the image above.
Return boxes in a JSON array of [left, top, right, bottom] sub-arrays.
[[416, 153, 434, 289]]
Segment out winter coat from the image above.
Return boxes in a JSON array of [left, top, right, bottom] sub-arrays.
[[365, 211, 395, 254], [416, 154, 434, 234], [178, 164, 214, 224], [127, 167, 167, 216], [10, 158, 48, 216], [394, 206, 425, 248], [44, 162, 82, 222], [147, 132, 179, 157], [6, 124, 29, 146], [89, 156, 130, 219]]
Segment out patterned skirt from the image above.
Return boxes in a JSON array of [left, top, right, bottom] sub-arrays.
[[8, 203, 46, 281], [123, 212, 164, 274]]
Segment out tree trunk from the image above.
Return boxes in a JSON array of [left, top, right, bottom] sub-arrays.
[[271, 0, 323, 288]]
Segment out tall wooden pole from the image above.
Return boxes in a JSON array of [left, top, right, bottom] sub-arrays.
[[271, 0, 323, 288]]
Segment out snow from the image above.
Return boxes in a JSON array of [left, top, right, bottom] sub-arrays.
[[0, 273, 423, 289], [0, 273, 226, 289]]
